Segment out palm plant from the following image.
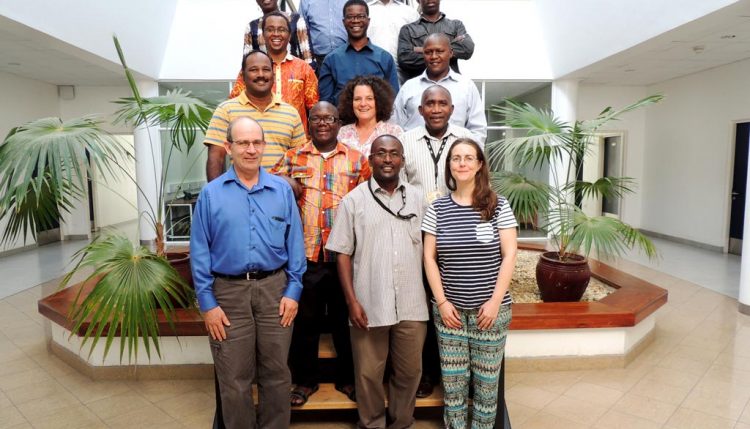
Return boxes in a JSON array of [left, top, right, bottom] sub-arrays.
[[487, 95, 663, 261], [0, 36, 214, 362]]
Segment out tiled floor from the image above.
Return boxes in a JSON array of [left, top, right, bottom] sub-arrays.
[[1, 240, 750, 428]]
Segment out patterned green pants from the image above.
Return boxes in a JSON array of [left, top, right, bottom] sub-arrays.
[[433, 303, 512, 429]]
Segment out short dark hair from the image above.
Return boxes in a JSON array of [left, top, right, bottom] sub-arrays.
[[343, 0, 369, 16], [240, 50, 273, 71], [261, 10, 290, 32], [337, 76, 395, 125]]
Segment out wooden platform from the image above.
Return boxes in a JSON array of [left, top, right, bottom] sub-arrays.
[[286, 383, 445, 410]]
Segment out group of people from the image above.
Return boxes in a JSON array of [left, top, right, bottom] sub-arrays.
[[190, 1, 517, 428]]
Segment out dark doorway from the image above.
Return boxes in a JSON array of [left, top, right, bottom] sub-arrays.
[[730, 122, 750, 255]]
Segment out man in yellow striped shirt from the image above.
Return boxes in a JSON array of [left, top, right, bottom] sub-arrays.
[[205, 50, 307, 181]]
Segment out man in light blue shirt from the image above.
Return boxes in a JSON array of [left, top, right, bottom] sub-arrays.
[[300, 0, 348, 66], [393, 33, 486, 143], [190, 116, 306, 429], [318, 0, 400, 104]]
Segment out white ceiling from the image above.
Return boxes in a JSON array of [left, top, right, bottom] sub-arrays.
[[0, 16, 135, 86], [565, 0, 750, 85]]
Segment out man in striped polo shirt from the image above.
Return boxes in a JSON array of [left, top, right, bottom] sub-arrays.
[[205, 50, 307, 182]]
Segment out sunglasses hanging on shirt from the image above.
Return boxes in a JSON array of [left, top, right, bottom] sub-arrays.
[[367, 179, 417, 220]]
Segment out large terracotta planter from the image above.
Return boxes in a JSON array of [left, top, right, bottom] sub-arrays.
[[535, 251, 591, 302]]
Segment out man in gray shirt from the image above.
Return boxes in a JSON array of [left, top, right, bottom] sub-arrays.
[[326, 135, 428, 429]]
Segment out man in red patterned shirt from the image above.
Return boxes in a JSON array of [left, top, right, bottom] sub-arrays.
[[271, 101, 370, 406], [230, 11, 319, 136]]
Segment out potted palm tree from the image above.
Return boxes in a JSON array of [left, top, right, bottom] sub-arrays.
[[488, 95, 662, 302], [0, 36, 214, 362]]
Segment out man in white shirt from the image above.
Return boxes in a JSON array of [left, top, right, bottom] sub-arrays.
[[367, 0, 419, 83], [393, 33, 486, 144]]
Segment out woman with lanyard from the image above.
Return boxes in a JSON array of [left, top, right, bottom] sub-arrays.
[[421, 138, 518, 429]]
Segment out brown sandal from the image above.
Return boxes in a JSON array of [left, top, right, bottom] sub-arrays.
[[290, 384, 319, 406]]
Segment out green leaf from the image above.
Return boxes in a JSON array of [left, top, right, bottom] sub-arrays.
[[60, 232, 192, 363], [0, 116, 127, 245], [568, 177, 636, 200], [491, 171, 551, 228]]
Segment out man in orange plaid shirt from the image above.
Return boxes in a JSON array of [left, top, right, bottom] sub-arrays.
[[271, 101, 370, 406], [230, 11, 319, 136]]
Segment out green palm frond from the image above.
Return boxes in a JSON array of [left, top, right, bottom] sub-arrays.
[[579, 94, 664, 133], [567, 177, 636, 200], [565, 210, 659, 260], [0, 116, 128, 245], [113, 89, 214, 152], [487, 100, 571, 168], [60, 232, 191, 363], [491, 171, 551, 227]]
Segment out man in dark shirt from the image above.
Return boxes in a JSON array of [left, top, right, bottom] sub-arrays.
[[396, 0, 474, 80], [318, 0, 400, 104]]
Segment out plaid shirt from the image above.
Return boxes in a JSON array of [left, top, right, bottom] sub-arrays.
[[271, 142, 371, 262]]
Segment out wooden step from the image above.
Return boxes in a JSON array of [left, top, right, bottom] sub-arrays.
[[318, 333, 336, 358], [291, 383, 445, 410]]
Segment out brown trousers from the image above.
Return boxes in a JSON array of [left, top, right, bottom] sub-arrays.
[[210, 272, 292, 429], [350, 321, 427, 429]]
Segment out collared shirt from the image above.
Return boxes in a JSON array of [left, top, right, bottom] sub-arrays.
[[337, 120, 403, 156], [299, 0, 348, 56], [393, 68, 487, 143], [399, 123, 475, 200], [397, 13, 474, 80], [270, 142, 371, 262], [326, 179, 428, 327], [242, 11, 316, 70], [203, 91, 307, 169], [318, 40, 400, 105], [230, 54, 319, 135], [367, 0, 419, 61], [190, 167, 306, 312]]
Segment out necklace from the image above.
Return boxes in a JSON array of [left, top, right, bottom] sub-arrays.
[[367, 179, 416, 220]]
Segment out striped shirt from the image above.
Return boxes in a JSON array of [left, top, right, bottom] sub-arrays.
[[229, 54, 319, 136], [326, 179, 428, 327], [399, 124, 475, 201], [271, 142, 371, 262], [203, 91, 307, 169], [421, 194, 518, 309]]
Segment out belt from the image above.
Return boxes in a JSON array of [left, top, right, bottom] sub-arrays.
[[212, 268, 282, 281]]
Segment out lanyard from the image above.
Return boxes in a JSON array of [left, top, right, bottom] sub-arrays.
[[425, 135, 450, 187], [367, 179, 416, 220]]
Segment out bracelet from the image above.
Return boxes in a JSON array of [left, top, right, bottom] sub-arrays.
[[436, 299, 449, 308]]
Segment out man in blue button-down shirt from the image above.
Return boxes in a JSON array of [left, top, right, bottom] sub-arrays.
[[300, 0, 348, 66], [190, 116, 306, 429], [318, 0, 400, 104]]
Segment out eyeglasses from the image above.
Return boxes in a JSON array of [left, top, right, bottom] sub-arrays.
[[232, 140, 265, 150], [309, 116, 339, 125], [344, 14, 368, 22], [372, 151, 403, 160], [264, 27, 289, 35], [449, 155, 478, 164]]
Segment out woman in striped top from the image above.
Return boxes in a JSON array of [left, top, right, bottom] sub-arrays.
[[422, 138, 518, 429]]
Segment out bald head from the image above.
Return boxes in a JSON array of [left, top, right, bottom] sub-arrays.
[[423, 33, 453, 79], [371, 134, 403, 154], [418, 85, 454, 137], [308, 101, 341, 148], [421, 85, 452, 105], [227, 116, 264, 142]]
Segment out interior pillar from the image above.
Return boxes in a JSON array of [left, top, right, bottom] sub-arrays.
[[133, 80, 163, 247]]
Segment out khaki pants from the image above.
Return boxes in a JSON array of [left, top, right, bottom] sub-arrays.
[[210, 271, 292, 429], [350, 321, 427, 429]]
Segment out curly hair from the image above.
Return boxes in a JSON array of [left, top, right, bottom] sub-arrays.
[[337, 76, 395, 125], [445, 138, 498, 221]]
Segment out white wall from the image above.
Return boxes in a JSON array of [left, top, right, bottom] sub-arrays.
[[577, 85, 649, 228], [160, 0, 258, 80], [92, 136, 138, 229], [0, 0, 178, 78], [536, 0, 738, 78], [640, 58, 750, 248], [441, 0, 552, 80], [0, 71, 60, 251]]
